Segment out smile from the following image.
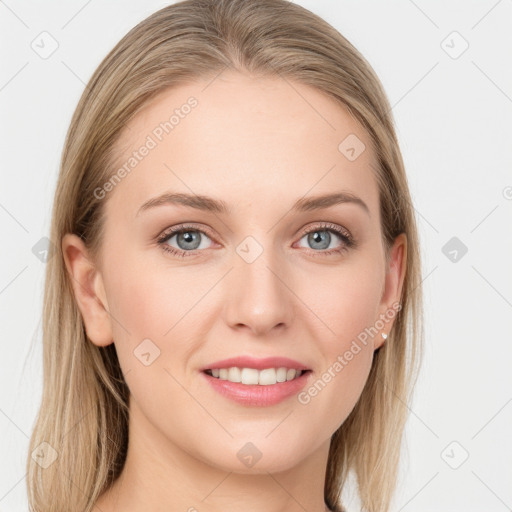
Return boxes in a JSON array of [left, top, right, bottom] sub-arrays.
[[204, 367, 308, 385]]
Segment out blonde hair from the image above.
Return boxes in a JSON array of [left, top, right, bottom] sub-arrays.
[[26, 1, 424, 510]]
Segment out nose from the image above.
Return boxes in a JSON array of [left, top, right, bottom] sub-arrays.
[[223, 245, 295, 337]]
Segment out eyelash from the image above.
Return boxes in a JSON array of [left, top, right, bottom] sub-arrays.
[[156, 222, 356, 259]]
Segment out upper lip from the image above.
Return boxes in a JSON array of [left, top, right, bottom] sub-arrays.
[[202, 356, 310, 371]]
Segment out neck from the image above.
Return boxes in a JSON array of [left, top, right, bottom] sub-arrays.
[[95, 399, 333, 512]]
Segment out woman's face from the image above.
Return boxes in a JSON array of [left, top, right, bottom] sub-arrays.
[[65, 70, 405, 474]]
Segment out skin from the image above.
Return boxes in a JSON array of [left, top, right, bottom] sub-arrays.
[[62, 70, 406, 512]]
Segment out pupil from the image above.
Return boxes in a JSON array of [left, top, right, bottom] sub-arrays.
[[309, 230, 330, 250], [178, 230, 200, 249]]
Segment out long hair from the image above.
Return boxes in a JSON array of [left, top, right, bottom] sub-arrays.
[[26, 1, 424, 510]]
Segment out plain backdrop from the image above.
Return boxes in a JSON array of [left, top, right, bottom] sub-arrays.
[[1, 1, 511, 511]]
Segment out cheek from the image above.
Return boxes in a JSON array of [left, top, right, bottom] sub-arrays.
[[103, 249, 203, 340], [298, 256, 384, 348], [101, 252, 203, 413], [101, 249, 220, 383], [292, 258, 383, 428]]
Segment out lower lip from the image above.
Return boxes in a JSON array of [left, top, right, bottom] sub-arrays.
[[201, 371, 311, 407]]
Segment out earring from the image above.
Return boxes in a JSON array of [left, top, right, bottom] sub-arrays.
[[381, 333, 388, 340]]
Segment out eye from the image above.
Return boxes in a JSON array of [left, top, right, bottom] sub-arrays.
[[156, 222, 356, 259], [157, 224, 215, 258], [295, 222, 355, 256]]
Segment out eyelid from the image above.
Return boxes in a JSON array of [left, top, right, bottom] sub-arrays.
[[157, 222, 351, 243], [297, 221, 353, 241], [156, 223, 217, 243]]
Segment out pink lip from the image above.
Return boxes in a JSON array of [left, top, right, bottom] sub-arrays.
[[201, 356, 310, 371], [201, 370, 311, 407]]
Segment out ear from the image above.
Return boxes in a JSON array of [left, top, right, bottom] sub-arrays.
[[374, 232, 407, 350], [61, 233, 113, 347]]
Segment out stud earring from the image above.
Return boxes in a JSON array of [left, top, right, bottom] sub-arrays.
[[381, 333, 388, 340]]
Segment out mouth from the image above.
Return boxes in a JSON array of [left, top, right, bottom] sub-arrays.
[[200, 356, 313, 406], [203, 367, 312, 386]]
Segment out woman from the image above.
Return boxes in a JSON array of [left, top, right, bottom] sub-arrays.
[[27, 1, 424, 511]]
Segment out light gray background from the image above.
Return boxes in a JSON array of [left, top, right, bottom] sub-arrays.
[[1, 1, 511, 511]]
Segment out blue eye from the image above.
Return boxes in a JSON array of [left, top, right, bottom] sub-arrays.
[[157, 225, 213, 257], [157, 222, 355, 258], [296, 223, 355, 256]]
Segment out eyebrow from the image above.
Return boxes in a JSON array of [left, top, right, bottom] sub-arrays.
[[136, 191, 370, 217]]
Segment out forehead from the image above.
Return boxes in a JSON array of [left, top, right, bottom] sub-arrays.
[[106, 70, 379, 221]]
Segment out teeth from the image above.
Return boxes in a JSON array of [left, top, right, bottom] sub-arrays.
[[276, 367, 287, 382], [242, 368, 259, 385], [207, 367, 305, 385], [228, 367, 241, 382]]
